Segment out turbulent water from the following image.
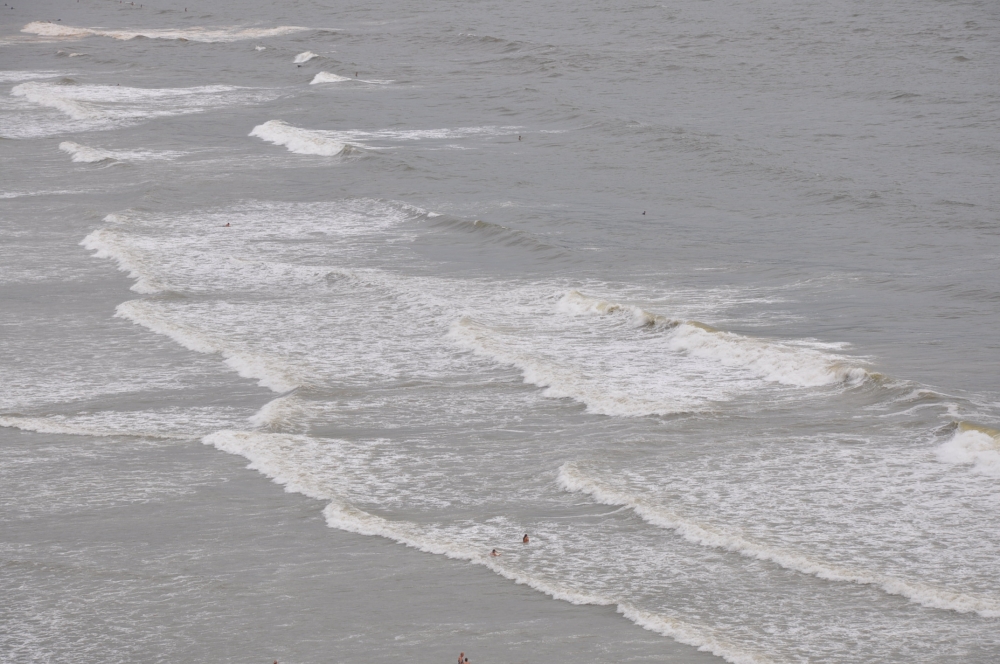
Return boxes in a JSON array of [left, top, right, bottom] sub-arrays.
[[2, 1, 999, 662]]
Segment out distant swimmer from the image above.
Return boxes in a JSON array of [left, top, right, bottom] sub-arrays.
[[642, 211, 646, 215], [224, 222, 230, 227], [522, 533, 529, 544], [355, 72, 358, 77], [458, 652, 464, 664], [490, 549, 500, 557], [518, 135, 521, 141]]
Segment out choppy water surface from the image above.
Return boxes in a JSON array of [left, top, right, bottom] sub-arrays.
[[2, 1, 999, 662]]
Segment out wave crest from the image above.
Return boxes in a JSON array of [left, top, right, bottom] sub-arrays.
[[249, 120, 348, 156]]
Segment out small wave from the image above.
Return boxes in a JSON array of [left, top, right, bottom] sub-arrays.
[[294, 51, 319, 63], [558, 463, 1000, 617], [448, 317, 694, 416], [250, 120, 348, 156], [0, 415, 185, 439], [309, 71, 351, 84], [937, 422, 1000, 476], [558, 291, 869, 388], [0, 70, 65, 82], [59, 141, 183, 163], [115, 300, 306, 393], [22, 21, 308, 43], [12, 82, 270, 131], [203, 428, 773, 664]]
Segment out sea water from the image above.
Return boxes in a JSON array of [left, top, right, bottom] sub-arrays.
[[2, 1, 999, 662]]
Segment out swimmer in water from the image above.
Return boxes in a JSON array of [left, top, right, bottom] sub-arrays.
[[458, 652, 464, 664], [522, 534, 529, 544], [490, 549, 500, 557]]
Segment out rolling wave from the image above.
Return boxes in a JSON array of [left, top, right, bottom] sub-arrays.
[[559, 291, 870, 387], [59, 141, 184, 163], [250, 120, 348, 156], [937, 422, 1000, 476], [558, 463, 1000, 617]]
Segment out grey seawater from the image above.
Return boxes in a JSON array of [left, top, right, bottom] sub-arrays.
[[2, 0, 999, 662]]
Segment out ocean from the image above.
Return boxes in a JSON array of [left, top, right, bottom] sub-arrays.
[[2, 1, 999, 662]]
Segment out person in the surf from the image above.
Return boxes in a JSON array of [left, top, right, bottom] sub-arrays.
[[522, 533, 529, 544]]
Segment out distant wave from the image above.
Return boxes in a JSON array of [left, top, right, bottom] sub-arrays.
[[294, 51, 319, 63], [250, 120, 348, 156], [558, 463, 1000, 617], [558, 291, 870, 388], [204, 429, 774, 664], [22, 21, 308, 43], [59, 141, 184, 163], [937, 422, 1000, 476]]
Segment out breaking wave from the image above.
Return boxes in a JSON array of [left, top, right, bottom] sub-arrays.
[[12, 82, 272, 131], [558, 291, 869, 388], [937, 422, 1000, 476], [448, 317, 697, 416], [249, 120, 348, 156], [558, 463, 1000, 617], [22, 21, 308, 43], [294, 51, 319, 63], [115, 300, 307, 393], [59, 141, 184, 163], [310, 71, 351, 84]]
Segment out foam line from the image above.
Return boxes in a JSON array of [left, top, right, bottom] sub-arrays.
[[558, 463, 1000, 617]]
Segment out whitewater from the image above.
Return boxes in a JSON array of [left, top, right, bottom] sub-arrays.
[[3, 1, 1000, 663]]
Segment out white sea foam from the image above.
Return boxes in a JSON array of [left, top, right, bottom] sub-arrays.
[[448, 317, 696, 416], [293, 51, 319, 63], [249, 120, 348, 156], [0, 70, 65, 82], [115, 300, 306, 393], [937, 423, 1000, 476], [22, 21, 308, 43], [558, 291, 869, 388], [12, 82, 273, 132], [558, 463, 1000, 617], [310, 71, 351, 84], [59, 141, 184, 163], [203, 428, 772, 664]]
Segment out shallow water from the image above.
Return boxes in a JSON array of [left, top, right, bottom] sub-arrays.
[[2, 0, 999, 662]]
